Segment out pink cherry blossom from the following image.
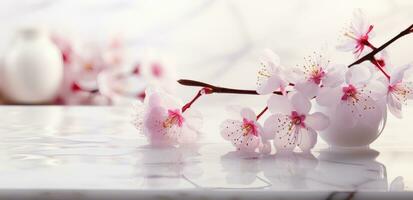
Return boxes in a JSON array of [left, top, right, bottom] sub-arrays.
[[98, 66, 148, 105], [386, 64, 413, 118], [140, 54, 177, 94], [256, 49, 288, 95], [133, 88, 202, 146], [293, 53, 345, 98], [220, 108, 265, 153], [264, 93, 329, 152], [316, 66, 385, 128], [337, 9, 375, 58]]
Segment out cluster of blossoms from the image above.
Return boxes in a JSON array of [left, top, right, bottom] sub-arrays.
[[51, 34, 175, 105], [133, 10, 413, 153]]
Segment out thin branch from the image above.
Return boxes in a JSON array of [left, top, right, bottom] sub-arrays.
[[178, 79, 283, 95], [256, 106, 268, 120]]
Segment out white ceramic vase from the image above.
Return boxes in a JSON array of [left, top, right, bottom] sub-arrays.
[[317, 100, 387, 149], [1, 27, 63, 104]]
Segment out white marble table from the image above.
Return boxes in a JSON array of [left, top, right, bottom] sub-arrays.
[[1, 106, 413, 200]]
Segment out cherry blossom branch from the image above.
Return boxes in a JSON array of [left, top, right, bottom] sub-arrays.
[[182, 87, 212, 112], [256, 106, 268, 120], [348, 24, 413, 68], [178, 79, 283, 95]]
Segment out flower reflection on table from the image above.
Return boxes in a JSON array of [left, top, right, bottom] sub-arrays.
[[182, 147, 405, 192]]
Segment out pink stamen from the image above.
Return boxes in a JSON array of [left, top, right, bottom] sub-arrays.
[[290, 111, 306, 128], [242, 118, 258, 136], [341, 84, 358, 100], [310, 70, 325, 85], [388, 84, 396, 93], [167, 109, 185, 127]]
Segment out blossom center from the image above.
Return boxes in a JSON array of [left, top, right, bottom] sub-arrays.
[[290, 111, 306, 128], [341, 84, 358, 101], [151, 63, 163, 78], [388, 84, 396, 93], [83, 62, 94, 71], [242, 118, 258, 136], [310, 68, 325, 85], [388, 84, 410, 101], [349, 25, 374, 56], [163, 109, 184, 128]]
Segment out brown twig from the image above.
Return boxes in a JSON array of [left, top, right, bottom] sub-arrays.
[[177, 79, 283, 95]]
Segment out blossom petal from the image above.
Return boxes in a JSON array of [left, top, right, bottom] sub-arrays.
[[264, 114, 296, 151], [366, 80, 387, 100], [404, 82, 413, 99], [337, 93, 382, 128], [305, 112, 330, 131], [294, 81, 319, 98], [356, 89, 384, 125], [132, 101, 144, 133], [296, 128, 317, 152], [177, 125, 198, 144], [387, 94, 403, 118], [291, 92, 311, 114], [145, 107, 177, 145], [259, 140, 272, 154], [165, 125, 184, 145], [336, 40, 355, 52], [183, 109, 203, 131], [145, 89, 162, 108], [267, 95, 292, 114], [240, 135, 261, 152], [390, 64, 413, 86], [257, 49, 282, 95], [323, 65, 345, 87], [352, 9, 369, 36], [261, 49, 280, 67], [241, 108, 257, 121], [273, 126, 297, 152], [316, 86, 342, 107], [257, 75, 282, 95], [263, 114, 282, 140], [345, 65, 371, 85], [145, 88, 181, 109], [220, 119, 243, 141]]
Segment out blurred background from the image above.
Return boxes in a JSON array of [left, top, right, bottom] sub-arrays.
[[0, 0, 412, 107]]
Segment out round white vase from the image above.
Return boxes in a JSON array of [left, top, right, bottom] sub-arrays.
[[1, 28, 63, 104], [317, 100, 387, 149]]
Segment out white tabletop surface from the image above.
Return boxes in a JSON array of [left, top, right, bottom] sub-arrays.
[[0, 106, 413, 200]]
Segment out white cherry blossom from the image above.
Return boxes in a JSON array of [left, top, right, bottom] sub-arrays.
[[316, 66, 385, 128], [386, 64, 413, 118], [264, 93, 329, 152], [220, 108, 265, 153], [293, 53, 345, 98], [337, 9, 375, 58], [133, 88, 202, 147], [256, 49, 288, 95]]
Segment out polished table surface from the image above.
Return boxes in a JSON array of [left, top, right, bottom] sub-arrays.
[[0, 106, 413, 199]]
